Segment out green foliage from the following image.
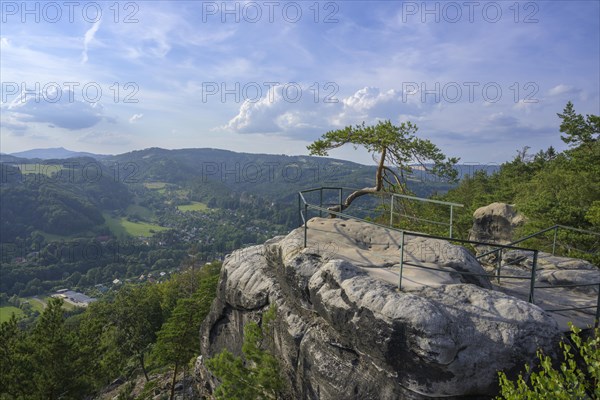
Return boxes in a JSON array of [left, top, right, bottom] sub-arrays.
[[0, 160, 132, 242], [558, 101, 599, 147], [0, 315, 25, 399], [0, 263, 222, 400], [308, 120, 459, 194], [497, 324, 599, 399], [586, 201, 600, 227], [110, 284, 164, 381], [207, 305, 285, 399], [153, 272, 219, 367], [28, 298, 86, 398], [0, 298, 91, 399], [153, 264, 220, 400], [427, 103, 600, 264]]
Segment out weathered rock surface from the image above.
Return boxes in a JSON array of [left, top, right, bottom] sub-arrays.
[[197, 217, 562, 399], [470, 202, 525, 244], [468, 203, 599, 329], [281, 218, 493, 290], [488, 250, 600, 329]]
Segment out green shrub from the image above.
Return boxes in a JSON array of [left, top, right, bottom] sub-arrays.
[[497, 324, 599, 399]]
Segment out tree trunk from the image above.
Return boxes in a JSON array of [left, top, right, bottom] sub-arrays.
[[328, 148, 387, 216], [170, 362, 179, 400], [140, 353, 150, 382]]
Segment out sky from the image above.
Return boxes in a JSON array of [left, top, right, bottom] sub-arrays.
[[0, 0, 599, 165]]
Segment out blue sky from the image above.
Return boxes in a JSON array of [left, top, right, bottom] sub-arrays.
[[1, 0, 598, 164]]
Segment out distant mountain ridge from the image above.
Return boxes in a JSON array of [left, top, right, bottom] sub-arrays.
[[2, 147, 499, 205], [9, 147, 109, 160]]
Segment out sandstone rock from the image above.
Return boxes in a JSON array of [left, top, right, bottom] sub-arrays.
[[197, 218, 562, 399], [277, 218, 492, 290], [492, 250, 600, 328], [470, 203, 525, 244]]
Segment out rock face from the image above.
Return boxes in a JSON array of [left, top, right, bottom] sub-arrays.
[[197, 217, 562, 399], [470, 203, 525, 244]]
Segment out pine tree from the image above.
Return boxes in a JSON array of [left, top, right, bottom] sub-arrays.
[[153, 273, 219, 400], [207, 305, 285, 400]]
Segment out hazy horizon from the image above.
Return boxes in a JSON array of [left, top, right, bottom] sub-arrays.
[[1, 1, 598, 165]]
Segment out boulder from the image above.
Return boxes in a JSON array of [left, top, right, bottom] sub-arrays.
[[197, 217, 562, 399], [470, 203, 525, 244]]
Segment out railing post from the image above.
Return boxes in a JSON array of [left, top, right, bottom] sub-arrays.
[[338, 188, 343, 217], [528, 250, 538, 304], [449, 205, 454, 238], [298, 193, 301, 227], [398, 231, 405, 291], [496, 248, 502, 284], [304, 203, 308, 248], [552, 226, 558, 255], [595, 283, 600, 329], [390, 195, 394, 227], [319, 188, 323, 218]]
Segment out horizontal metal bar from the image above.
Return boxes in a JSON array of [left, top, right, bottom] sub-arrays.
[[402, 262, 532, 280], [304, 204, 398, 230], [300, 186, 355, 194], [391, 193, 464, 207], [299, 187, 326, 194], [391, 212, 449, 226], [552, 241, 599, 255], [402, 230, 537, 252], [477, 245, 536, 259], [508, 224, 600, 248], [544, 305, 597, 312], [534, 282, 600, 289], [508, 226, 560, 246], [301, 187, 466, 208], [556, 224, 600, 237]]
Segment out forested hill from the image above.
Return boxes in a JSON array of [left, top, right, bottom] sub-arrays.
[[1, 158, 132, 241], [1, 147, 458, 241], [0, 148, 458, 297], [105, 147, 375, 201]]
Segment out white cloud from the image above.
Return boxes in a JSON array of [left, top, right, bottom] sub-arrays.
[[333, 87, 414, 126], [0, 112, 29, 135], [222, 85, 427, 140], [548, 84, 579, 97], [342, 87, 401, 112], [129, 113, 144, 123], [222, 84, 334, 139], [82, 20, 102, 64], [5, 88, 107, 131], [513, 100, 540, 114]]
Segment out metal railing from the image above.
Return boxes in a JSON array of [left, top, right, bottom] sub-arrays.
[[477, 225, 600, 269], [298, 187, 600, 328], [389, 193, 464, 238], [476, 224, 600, 326], [298, 186, 463, 236], [505, 224, 599, 257]]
